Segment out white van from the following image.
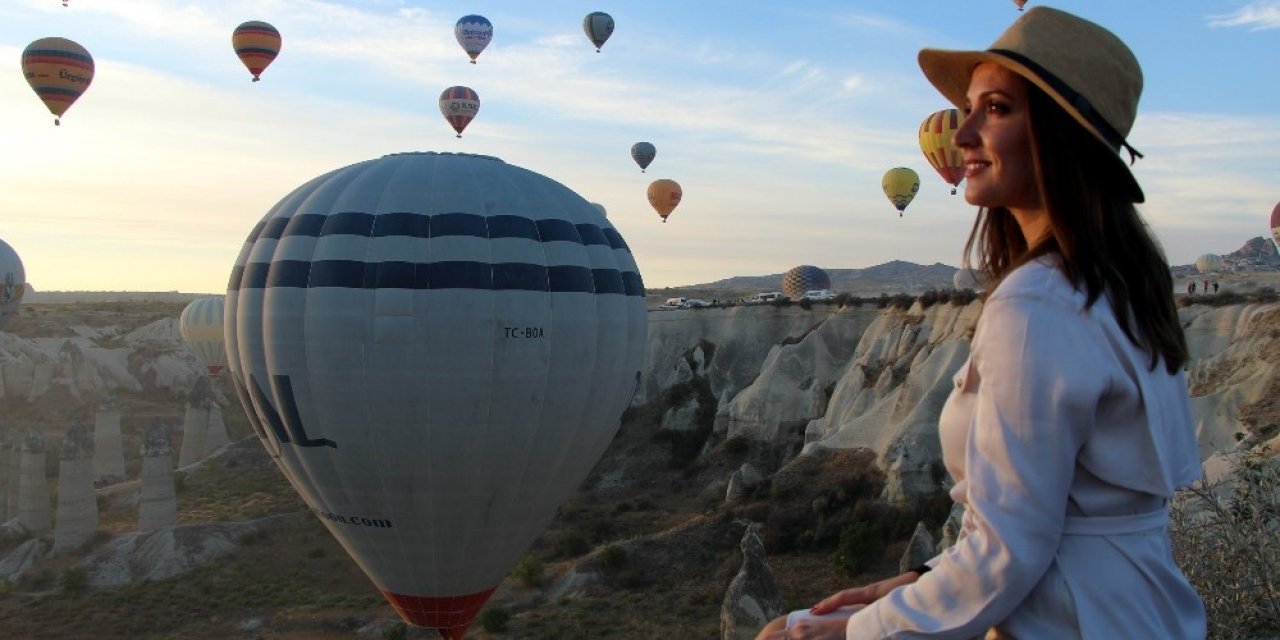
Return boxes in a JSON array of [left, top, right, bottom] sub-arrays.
[[802, 289, 836, 301], [746, 292, 784, 304], [663, 297, 689, 309]]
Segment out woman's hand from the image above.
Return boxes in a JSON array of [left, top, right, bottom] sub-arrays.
[[767, 617, 851, 639], [808, 571, 919, 615]]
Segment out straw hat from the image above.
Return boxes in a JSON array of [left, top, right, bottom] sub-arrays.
[[918, 6, 1145, 202]]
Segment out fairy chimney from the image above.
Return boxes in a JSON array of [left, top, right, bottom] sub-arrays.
[[138, 421, 176, 532], [53, 420, 98, 553], [16, 428, 51, 535], [93, 391, 126, 485], [178, 376, 213, 468]]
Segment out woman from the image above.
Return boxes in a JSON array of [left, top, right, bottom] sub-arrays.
[[758, 7, 1206, 639]]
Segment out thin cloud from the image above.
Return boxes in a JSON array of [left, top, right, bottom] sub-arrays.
[[1207, 2, 1280, 30]]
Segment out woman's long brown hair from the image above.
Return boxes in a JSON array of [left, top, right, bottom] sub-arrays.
[[963, 83, 1188, 373]]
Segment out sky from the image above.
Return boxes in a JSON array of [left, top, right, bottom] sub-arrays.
[[1, 0, 1278, 293]]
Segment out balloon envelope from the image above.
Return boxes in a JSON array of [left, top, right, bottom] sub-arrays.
[[225, 151, 646, 639], [781, 265, 831, 299], [22, 37, 93, 124], [454, 15, 493, 63], [1195, 253, 1223, 274], [591, 202, 608, 219], [953, 267, 987, 291], [232, 21, 281, 81], [1270, 201, 1279, 253], [919, 109, 965, 194], [882, 167, 920, 216], [179, 297, 227, 377], [646, 179, 682, 222], [1013, 0, 1028, 9], [631, 142, 656, 172], [0, 239, 26, 330], [439, 86, 480, 137], [583, 12, 615, 51]]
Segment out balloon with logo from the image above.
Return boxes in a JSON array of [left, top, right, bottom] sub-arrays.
[[454, 15, 493, 63], [882, 167, 920, 217], [1270, 201, 1279, 254], [439, 86, 480, 138], [180, 297, 228, 377], [21, 37, 94, 125], [232, 21, 282, 82], [583, 12, 615, 52], [225, 151, 646, 639], [0, 239, 26, 330], [631, 142, 656, 173], [1195, 254, 1223, 274], [647, 179, 682, 223], [919, 109, 964, 194]]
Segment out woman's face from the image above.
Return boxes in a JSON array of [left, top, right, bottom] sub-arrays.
[[955, 62, 1044, 217]]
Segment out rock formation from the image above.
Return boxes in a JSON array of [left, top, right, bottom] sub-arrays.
[[16, 427, 50, 535], [178, 376, 227, 467], [4, 433, 18, 521], [720, 522, 781, 640], [898, 522, 936, 574], [0, 420, 9, 520], [93, 391, 126, 485], [53, 420, 99, 553], [138, 421, 176, 532]]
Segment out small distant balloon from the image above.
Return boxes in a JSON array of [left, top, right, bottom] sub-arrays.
[[1013, 0, 1028, 10], [1270, 201, 1279, 254], [583, 12, 615, 52], [0, 239, 25, 330], [440, 86, 480, 138], [781, 265, 831, 300], [631, 142, 656, 173], [647, 179, 682, 223], [882, 167, 920, 217], [179, 297, 227, 377], [919, 109, 964, 194], [232, 21, 282, 82], [953, 267, 987, 292], [454, 15, 493, 63], [1195, 253, 1223, 274], [61, 0, 69, 6], [21, 37, 93, 126]]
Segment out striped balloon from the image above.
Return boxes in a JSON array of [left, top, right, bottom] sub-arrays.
[[919, 108, 964, 194], [232, 20, 282, 82], [439, 86, 480, 138], [225, 152, 646, 639], [21, 37, 94, 125], [0, 239, 26, 330], [179, 297, 227, 377]]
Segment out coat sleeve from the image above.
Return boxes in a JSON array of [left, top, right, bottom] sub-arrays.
[[846, 291, 1110, 639]]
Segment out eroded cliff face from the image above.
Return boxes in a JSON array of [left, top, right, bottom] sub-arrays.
[[638, 299, 1280, 502]]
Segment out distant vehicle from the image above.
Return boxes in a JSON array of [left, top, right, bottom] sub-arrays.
[[745, 292, 784, 304], [802, 289, 836, 301], [660, 296, 709, 309], [685, 298, 711, 308]]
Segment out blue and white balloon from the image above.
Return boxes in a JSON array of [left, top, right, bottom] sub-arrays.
[[225, 151, 646, 638], [454, 14, 493, 63]]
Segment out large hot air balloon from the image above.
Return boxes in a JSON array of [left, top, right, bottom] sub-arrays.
[[882, 167, 920, 217], [953, 267, 987, 292], [225, 151, 646, 639], [583, 12, 615, 52], [1195, 254, 1223, 274], [21, 37, 93, 126], [439, 86, 480, 138], [782, 265, 831, 300], [0, 239, 26, 330], [919, 109, 964, 194], [647, 179, 682, 222], [179, 297, 227, 377], [454, 15, 493, 64], [1270, 201, 1279, 253], [232, 21, 282, 82], [631, 142, 656, 173]]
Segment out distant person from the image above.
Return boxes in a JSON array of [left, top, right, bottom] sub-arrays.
[[1203, 279, 1209, 292], [759, 7, 1204, 640], [1213, 281, 1219, 294]]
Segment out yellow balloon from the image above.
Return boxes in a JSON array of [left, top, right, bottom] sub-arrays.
[[21, 37, 94, 125], [882, 167, 920, 217], [647, 179, 682, 223], [919, 109, 964, 194]]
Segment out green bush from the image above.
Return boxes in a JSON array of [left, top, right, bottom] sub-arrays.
[[381, 622, 407, 640], [829, 522, 876, 577], [512, 554, 545, 589], [554, 532, 591, 558], [480, 607, 510, 632], [59, 566, 89, 594], [599, 544, 628, 571]]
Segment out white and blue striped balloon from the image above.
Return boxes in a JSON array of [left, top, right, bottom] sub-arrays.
[[178, 296, 227, 376], [453, 14, 493, 63], [0, 239, 25, 330], [225, 152, 646, 638]]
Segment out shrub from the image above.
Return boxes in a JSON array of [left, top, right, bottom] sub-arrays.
[[59, 566, 89, 594], [1171, 450, 1280, 637], [599, 544, 628, 571], [381, 622, 408, 640], [830, 522, 876, 577], [554, 532, 591, 558], [512, 554, 546, 589], [723, 435, 750, 457], [480, 607, 510, 632]]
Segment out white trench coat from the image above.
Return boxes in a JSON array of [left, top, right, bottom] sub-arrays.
[[844, 258, 1207, 639]]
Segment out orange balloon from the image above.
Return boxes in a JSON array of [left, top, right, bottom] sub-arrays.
[[919, 109, 964, 194], [21, 37, 94, 125], [232, 21, 282, 82], [646, 179, 682, 222]]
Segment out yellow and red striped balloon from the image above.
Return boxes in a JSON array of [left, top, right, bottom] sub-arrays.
[[919, 108, 964, 194], [21, 37, 94, 125], [439, 86, 480, 138], [232, 21, 282, 82]]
